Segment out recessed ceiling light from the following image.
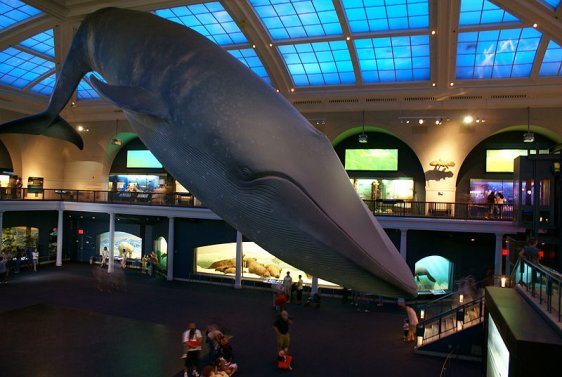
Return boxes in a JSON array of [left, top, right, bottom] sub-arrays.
[[449, 82, 454, 86], [431, 30, 436, 35], [432, 82, 436, 87], [252, 44, 256, 48], [269, 43, 273, 47], [290, 88, 295, 92], [463, 115, 474, 124], [77, 125, 84, 132], [346, 36, 351, 41], [418, 119, 424, 124], [533, 23, 538, 28]]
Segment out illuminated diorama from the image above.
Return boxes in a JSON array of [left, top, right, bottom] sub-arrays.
[[97, 231, 142, 259], [1, 226, 39, 255], [350, 178, 414, 201], [195, 242, 337, 287], [414, 255, 453, 295]]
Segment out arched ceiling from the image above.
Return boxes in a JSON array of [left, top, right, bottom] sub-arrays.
[[2, 0, 562, 119]]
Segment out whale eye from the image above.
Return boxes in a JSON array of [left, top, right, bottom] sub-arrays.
[[240, 167, 254, 179]]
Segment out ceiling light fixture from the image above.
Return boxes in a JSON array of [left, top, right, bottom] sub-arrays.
[[418, 118, 424, 124], [463, 115, 474, 124], [358, 110, 368, 144], [112, 119, 122, 146], [524, 107, 534, 143]]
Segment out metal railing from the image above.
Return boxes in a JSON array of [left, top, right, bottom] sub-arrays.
[[0, 188, 514, 221], [512, 257, 562, 323], [416, 296, 486, 346]]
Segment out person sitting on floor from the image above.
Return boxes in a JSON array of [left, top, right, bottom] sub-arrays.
[[277, 347, 293, 370]]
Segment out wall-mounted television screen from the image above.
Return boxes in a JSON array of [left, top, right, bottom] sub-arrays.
[[126, 150, 163, 168], [486, 313, 510, 377], [345, 149, 398, 171], [486, 149, 549, 173]]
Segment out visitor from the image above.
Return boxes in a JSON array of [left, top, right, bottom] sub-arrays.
[[487, 191, 496, 218], [216, 357, 237, 376], [183, 322, 203, 377], [277, 347, 293, 370], [205, 324, 223, 364], [282, 271, 292, 302], [32, 248, 39, 272], [296, 275, 304, 304], [217, 335, 235, 368], [273, 310, 291, 352], [0, 254, 8, 284], [495, 192, 505, 218], [401, 304, 418, 342], [274, 292, 288, 312], [402, 318, 409, 342], [519, 238, 540, 264], [101, 246, 109, 267], [120, 248, 127, 269], [15, 177, 22, 199]]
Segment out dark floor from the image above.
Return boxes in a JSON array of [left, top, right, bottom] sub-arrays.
[[0, 264, 482, 377]]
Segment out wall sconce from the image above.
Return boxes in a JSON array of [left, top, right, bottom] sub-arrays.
[[459, 294, 464, 304], [420, 309, 425, 320], [500, 276, 507, 288]]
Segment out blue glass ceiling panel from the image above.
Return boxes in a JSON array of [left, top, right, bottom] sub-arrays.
[[154, 2, 247, 46], [77, 73, 101, 100], [228, 48, 272, 85], [354, 35, 430, 83], [459, 0, 519, 26], [277, 40, 355, 86], [456, 28, 542, 79], [30, 72, 56, 95], [18, 29, 55, 57], [538, 0, 561, 10], [0, 0, 42, 31], [0, 47, 55, 89], [342, 0, 429, 33], [249, 0, 342, 40], [539, 40, 562, 76]]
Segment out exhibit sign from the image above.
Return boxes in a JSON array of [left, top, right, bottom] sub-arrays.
[[344, 149, 398, 171], [486, 313, 510, 377], [97, 231, 142, 259], [414, 255, 453, 294], [27, 176, 44, 193], [126, 150, 163, 168], [195, 242, 337, 287]]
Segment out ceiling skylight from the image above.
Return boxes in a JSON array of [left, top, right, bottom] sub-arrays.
[[456, 28, 542, 79], [278, 41, 355, 86], [228, 48, 272, 85], [539, 40, 562, 76], [0, 47, 54, 89], [537, 0, 561, 10], [30, 72, 56, 95], [355, 35, 430, 83], [0, 0, 42, 31], [459, 0, 519, 26], [250, 0, 342, 40], [342, 0, 429, 33], [18, 29, 54, 57], [76, 78, 99, 100], [154, 2, 247, 46]]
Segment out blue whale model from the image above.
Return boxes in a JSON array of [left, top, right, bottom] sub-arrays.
[[0, 8, 416, 297]]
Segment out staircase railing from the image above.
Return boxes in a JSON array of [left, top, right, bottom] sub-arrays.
[[512, 257, 562, 323], [415, 296, 485, 347]]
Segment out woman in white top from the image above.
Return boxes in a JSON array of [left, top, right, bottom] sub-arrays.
[[183, 322, 203, 377], [32, 249, 39, 272]]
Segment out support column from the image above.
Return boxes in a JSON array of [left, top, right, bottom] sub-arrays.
[[167, 217, 175, 281], [108, 212, 115, 273], [400, 229, 408, 259], [234, 231, 243, 289], [56, 209, 63, 266], [311, 276, 319, 296], [494, 233, 503, 278], [0, 211, 3, 252]]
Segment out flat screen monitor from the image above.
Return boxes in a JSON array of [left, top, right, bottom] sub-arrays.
[[126, 150, 163, 169], [486, 313, 510, 377], [345, 149, 398, 171]]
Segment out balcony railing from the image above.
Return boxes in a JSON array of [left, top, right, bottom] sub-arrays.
[[0, 188, 513, 220]]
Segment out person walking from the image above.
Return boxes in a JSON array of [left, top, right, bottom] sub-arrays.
[[101, 246, 109, 267], [32, 248, 39, 272], [296, 275, 304, 304], [282, 271, 293, 303], [183, 322, 203, 377], [273, 310, 292, 352]]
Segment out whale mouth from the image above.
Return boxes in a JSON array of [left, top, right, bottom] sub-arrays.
[[243, 170, 417, 297]]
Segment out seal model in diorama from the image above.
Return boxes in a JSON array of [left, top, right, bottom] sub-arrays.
[[0, 8, 416, 297]]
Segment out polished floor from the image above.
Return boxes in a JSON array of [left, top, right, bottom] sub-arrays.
[[0, 264, 482, 377]]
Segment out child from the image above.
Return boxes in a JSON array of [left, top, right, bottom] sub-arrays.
[[402, 318, 409, 342], [277, 347, 293, 370]]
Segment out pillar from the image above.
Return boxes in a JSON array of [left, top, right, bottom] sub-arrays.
[[234, 231, 243, 289], [56, 209, 63, 266], [494, 233, 503, 277], [400, 229, 408, 259], [311, 276, 319, 295], [167, 217, 175, 281], [108, 212, 115, 273], [0, 211, 3, 252]]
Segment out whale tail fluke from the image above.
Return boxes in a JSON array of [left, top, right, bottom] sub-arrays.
[[0, 113, 84, 150]]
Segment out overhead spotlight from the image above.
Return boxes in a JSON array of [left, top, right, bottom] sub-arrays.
[[418, 119, 424, 124], [269, 43, 273, 47], [431, 30, 436, 35], [475, 117, 480, 123], [463, 115, 474, 124], [112, 138, 122, 146], [435, 120, 440, 125], [358, 133, 368, 143], [77, 125, 84, 132], [290, 88, 295, 93], [523, 132, 535, 143], [252, 44, 256, 48], [406, 120, 410, 124], [432, 82, 436, 87], [346, 36, 351, 41], [449, 82, 454, 86], [533, 23, 538, 28]]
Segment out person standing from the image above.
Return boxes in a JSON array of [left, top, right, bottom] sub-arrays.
[[15, 177, 22, 199], [296, 275, 304, 304], [282, 271, 293, 303], [401, 304, 419, 342], [32, 248, 39, 272], [183, 322, 203, 377], [101, 246, 109, 267], [0, 254, 8, 284], [273, 310, 292, 352]]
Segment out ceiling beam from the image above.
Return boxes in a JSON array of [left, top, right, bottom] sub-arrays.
[[23, 0, 69, 20], [490, 0, 562, 47]]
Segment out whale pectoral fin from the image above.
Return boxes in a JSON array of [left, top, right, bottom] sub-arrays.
[[90, 75, 168, 119], [0, 113, 84, 150]]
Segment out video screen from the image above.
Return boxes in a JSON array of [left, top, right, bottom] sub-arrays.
[[486, 149, 549, 173], [345, 149, 398, 171], [126, 150, 163, 168], [97, 231, 142, 259], [414, 255, 453, 295], [487, 314, 510, 377], [351, 178, 414, 200], [195, 242, 337, 287]]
